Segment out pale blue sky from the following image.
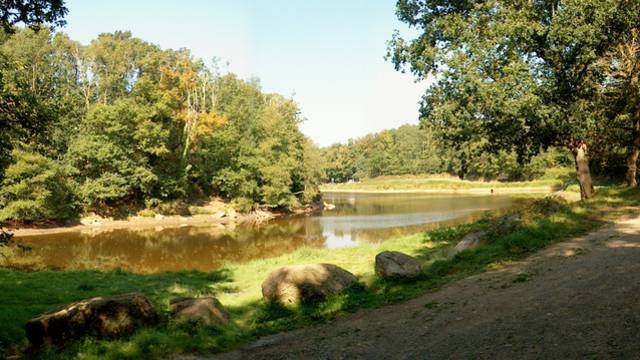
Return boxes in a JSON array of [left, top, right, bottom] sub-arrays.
[[63, 0, 427, 146]]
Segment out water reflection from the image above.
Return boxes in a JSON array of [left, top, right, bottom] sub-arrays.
[[19, 193, 520, 273]]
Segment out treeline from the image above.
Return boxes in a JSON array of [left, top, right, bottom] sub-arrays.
[[0, 28, 322, 221], [322, 124, 571, 182]]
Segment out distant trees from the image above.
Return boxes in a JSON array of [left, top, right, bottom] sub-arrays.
[[0, 28, 322, 221], [321, 124, 568, 182], [388, 0, 640, 199]]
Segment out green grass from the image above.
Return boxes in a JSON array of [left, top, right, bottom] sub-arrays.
[[2, 185, 640, 359], [321, 167, 576, 192]]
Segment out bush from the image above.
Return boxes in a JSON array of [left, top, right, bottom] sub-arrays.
[[0, 150, 77, 222], [527, 196, 570, 216]]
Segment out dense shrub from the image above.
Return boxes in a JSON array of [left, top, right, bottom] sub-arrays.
[[0, 150, 77, 221]]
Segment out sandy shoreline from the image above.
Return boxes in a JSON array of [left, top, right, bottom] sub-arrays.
[[9, 211, 277, 237]]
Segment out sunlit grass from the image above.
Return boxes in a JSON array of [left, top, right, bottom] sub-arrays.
[[321, 167, 576, 192]]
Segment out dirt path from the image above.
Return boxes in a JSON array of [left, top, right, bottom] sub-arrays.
[[191, 212, 640, 359]]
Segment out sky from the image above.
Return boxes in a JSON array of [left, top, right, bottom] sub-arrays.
[[63, 0, 428, 146]]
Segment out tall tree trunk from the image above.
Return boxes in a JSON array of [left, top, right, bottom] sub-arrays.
[[626, 116, 640, 187], [626, 144, 639, 187], [572, 142, 595, 200]]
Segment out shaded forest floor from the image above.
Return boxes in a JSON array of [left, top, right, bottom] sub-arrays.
[[204, 207, 640, 359]]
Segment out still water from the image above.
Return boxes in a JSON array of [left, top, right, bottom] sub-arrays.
[[19, 193, 520, 273]]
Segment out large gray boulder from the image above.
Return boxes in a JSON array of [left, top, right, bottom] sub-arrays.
[[169, 296, 230, 327], [25, 293, 158, 348], [375, 251, 422, 280], [262, 263, 358, 305]]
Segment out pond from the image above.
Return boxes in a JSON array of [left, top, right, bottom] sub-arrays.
[[17, 192, 522, 273]]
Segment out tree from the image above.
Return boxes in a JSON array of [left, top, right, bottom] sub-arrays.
[[0, 0, 67, 33], [0, 28, 84, 158], [0, 149, 75, 221], [0, 1, 69, 179], [388, 0, 640, 200], [598, 28, 640, 186], [66, 100, 170, 211]]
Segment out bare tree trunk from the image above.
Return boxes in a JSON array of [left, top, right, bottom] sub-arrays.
[[572, 142, 595, 200], [626, 116, 640, 187], [626, 145, 639, 187]]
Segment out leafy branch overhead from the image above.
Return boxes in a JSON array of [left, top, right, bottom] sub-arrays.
[[0, 0, 68, 33]]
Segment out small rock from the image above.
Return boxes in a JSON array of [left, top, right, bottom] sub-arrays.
[[154, 214, 165, 220], [375, 251, 421, 280], [262, 263, 358, 305], [323, 202, 336, 210], [80, 217, 101, 226], [169, 297, 230, 327], [25, 293, 158, 348]]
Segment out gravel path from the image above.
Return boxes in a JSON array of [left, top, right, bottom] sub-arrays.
[[188, 213, 640, 359]]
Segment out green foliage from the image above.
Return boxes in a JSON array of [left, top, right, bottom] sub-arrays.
[[0, 228, 13, 247], [0, 149, 76, 221], [201, 76, 317, 210], [322, 123, 570, 181], [388, 0, 640, 192], [66, 100, 169, 211], [0, 28, 322, 218], [0, 0, 68, 33]]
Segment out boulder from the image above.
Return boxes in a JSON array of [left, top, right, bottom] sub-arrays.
[[262, 263, 358, 304], [374, 251, 421, 280], [25, 293, 158, 348], [169, 297, 230, 327], [449, 231, 486, 257]]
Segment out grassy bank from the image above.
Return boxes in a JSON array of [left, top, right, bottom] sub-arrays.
[[321, 168, 576, 193], [2, 186, 639, 359]]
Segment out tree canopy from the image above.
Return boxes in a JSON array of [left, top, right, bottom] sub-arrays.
[[388, 0, 640, 199], [0, 28, 322, 221], [0, 0, 67, 32]]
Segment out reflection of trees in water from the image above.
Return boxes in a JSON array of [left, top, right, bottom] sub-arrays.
[[22, 195, 518, 273], [345, 212, 489, 244], [326, 193, 517, 217], [24, 219, 326, 273]]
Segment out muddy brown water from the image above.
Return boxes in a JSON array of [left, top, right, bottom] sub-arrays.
[[16, 193, 522, 273]]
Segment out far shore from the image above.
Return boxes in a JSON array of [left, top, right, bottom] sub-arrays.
[[9, 211, 278, 238], [320, 186, 556, 195], [9, 186, 563, 237]]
